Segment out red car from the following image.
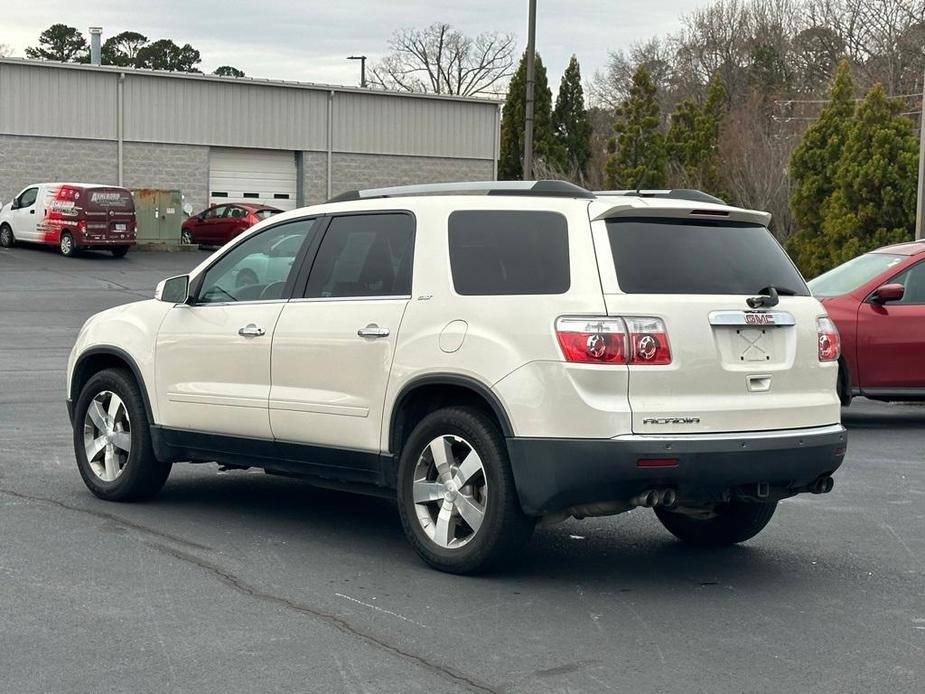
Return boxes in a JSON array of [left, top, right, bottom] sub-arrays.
[[808, 240, 925, 405], [181, 203, 281, 246]]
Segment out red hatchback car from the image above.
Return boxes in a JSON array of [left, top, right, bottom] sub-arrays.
[[808, 240, 925, 405], [181, 203, 281, 246]]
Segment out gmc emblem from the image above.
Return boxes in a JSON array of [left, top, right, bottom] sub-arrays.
[[744, 313, 775, 325]]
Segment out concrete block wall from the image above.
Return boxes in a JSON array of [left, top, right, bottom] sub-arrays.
[[330, 153, 494, 199], [301, 151, 328, 206], [0, 135, 117, 204], [0, 135, 496, 214], [122, 142, 209, 214]]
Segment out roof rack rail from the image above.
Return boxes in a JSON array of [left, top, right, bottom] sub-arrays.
[[595, 189, 727, 205], [327, 180, 595, 203]]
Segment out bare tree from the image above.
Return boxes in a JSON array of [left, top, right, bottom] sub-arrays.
[[0, 44, 12, 58], [719, 94, 802, 238], [369, 23, 515, 97]]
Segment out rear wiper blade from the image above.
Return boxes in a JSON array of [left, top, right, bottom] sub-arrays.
[[747, 286, 784, 308]]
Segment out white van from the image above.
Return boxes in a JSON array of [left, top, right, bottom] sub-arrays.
[[0, 182, 136, 257]]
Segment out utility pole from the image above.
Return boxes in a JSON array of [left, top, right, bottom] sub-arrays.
[[523, 0, 537, 180], [917, 65, 925, 239], [348, 55, 367, 88]]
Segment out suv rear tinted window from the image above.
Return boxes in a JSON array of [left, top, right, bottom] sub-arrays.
[[305, 213, 414, 298], [606, 218, 809, 296], [449, 211, 570, 295]]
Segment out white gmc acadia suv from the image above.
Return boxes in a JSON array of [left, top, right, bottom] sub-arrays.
[[66, 181, 847, 574]]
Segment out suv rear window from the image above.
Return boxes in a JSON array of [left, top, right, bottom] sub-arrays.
[[449, 211, 570, 295], [606, 218, 809, 296]]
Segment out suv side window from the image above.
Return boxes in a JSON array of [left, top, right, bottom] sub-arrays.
[[890, 261, 925, 304], [448, 210, 570, 295], [17, 187, 38, 209], [304, 213, 414, 298], [195, 218, 317, 304]]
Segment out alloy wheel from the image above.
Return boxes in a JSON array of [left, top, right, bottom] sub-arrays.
[[82, 390, 132, 482], [412, 435, 488, 549]]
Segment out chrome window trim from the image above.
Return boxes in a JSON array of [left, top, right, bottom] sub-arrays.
[[288, 295, 412, 304], [182, 299, 290, 308]]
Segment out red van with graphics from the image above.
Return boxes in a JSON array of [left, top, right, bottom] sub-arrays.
[[0, 183, 136, 257]]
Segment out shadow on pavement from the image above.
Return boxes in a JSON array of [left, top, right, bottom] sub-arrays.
[[146, 468, 817, 590]]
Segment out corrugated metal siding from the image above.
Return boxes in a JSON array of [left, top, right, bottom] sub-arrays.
[[123, 75, 328, 150], [0, 61, 498, 161], [0, 63, 117, 140], [333, 92, 496, 160]]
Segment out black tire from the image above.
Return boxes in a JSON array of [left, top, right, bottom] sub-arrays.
[[837, 360, 853, 407], [60, 231, 77, 257], [0, 224, 14, 248], [396, 406, 534, 574], [73, 368, 171, 502], [654, 501, 777, 546], [110, 245, 130, 258]]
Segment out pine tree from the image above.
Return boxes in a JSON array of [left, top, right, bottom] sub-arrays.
[[787, 60, 855, 275], [604, 65, 666, 189], [818, 84, 918, 268], [552, 55, 592, 179], [25, 24, 88, 62], [499, 52, 557, 180], [666, 74, 727, 195]]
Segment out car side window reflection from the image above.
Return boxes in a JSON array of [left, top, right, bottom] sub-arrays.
[[891, 262, 925, 304], [195, 219, 316, 304], [18, 188, 38, 208]]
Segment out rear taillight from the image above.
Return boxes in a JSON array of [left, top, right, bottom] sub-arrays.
[[625, 317, 672, 365], [817, 316, 840, 362], [555, 317, 627, 364], [555, 316, 671, 365]]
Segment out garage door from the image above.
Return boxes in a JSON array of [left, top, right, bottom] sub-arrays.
[[209, 148, 298, 211]]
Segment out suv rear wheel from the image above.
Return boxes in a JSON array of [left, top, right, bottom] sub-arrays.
[[396, 406, 534, 574], [73, 368, 171, 501], [654, 501, 777, 546], [110, 246, 130, 258]]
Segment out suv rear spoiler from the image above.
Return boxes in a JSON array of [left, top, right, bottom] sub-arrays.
[[591, 203, 773, 228]]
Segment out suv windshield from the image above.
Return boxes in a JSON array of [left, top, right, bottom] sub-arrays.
[[807, 253, 906, 297], [606, 218, 809, 295]]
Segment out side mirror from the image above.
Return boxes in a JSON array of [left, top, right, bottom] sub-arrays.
[[872, 283, 904, 304], [10, 199, 18, 210], [155, 274, 190, 303]]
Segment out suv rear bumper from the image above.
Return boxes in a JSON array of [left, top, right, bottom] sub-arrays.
[[507, 425, 847, 516]]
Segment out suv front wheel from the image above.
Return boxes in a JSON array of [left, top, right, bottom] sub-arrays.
[[396, 407, 534, 574], [654, 501, 778, 546], [73, 368, 172, 501]]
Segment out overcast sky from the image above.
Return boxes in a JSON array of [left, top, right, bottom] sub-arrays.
[[0, 1, 705, 91]]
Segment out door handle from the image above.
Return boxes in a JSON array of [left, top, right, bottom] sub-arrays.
[[357, 324, 390, 338], [238, 323, 266, 337], [29, 209, 35, 214]]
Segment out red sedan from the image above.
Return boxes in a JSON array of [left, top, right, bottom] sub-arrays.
[[181, 203, 281, 246], [808, 240, 925, 405]]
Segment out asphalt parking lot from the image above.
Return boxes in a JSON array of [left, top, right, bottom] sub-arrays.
[[1, 244, 923, 694]]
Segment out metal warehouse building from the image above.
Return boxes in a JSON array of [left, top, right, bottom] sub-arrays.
[[0, 58, 500, 215]]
